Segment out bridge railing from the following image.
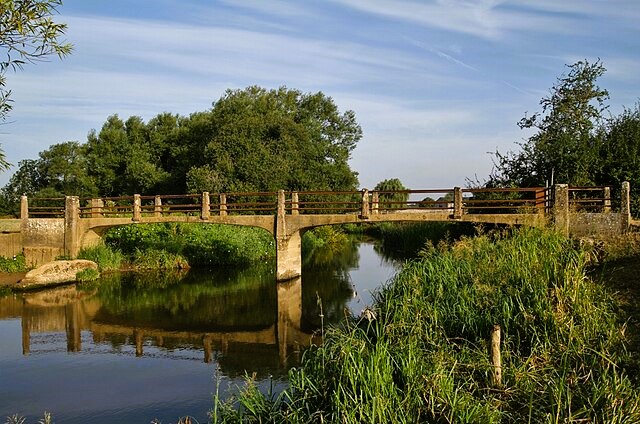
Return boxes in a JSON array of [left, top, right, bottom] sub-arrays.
[[25, 197, 66, 218], [568, 186, 612, 212], [462, 187, 549, 214], [15, 185, 615, 220]]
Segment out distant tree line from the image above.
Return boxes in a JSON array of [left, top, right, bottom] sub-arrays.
[[486, 60, 640, 212], [0, 86, 362, 215]]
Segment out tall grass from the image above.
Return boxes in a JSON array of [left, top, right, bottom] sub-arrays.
[[212, 227, 640, 422]]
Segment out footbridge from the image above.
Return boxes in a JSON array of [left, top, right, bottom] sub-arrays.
[[0, 183, 631, 280]]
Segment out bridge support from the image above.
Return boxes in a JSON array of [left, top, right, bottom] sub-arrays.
[[64, 196, 81, 258], [275, 190, 302, 281], [621, 181, 631, 233]]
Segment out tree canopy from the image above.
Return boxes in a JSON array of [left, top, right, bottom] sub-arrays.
[[0, 0, 73, 170], [490, 60, 609, 187], [0, 86, 362, 214]]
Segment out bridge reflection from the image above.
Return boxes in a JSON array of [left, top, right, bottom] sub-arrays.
[[0, 275, 321, 370]]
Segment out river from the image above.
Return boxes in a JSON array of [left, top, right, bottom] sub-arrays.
[[0, 239, 399, 423]]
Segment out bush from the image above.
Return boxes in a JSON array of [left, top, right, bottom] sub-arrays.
[[0, 253, 27, 273]]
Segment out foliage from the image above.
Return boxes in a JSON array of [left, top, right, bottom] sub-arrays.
[[370, 221, 475, 259], [0, 86, 362, 212], [490, 60, 609, 187], [77, 243, 123, 271], [75, 267, 99, 282], [212, 228, 639, 422], [597, 103, 640, 213], [0, 253, 26, 272], [104, 223, 275, 267], [0, 0, 73, 170], [373, 178, 408, 209]]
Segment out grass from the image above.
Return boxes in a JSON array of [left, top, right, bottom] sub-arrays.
[[211, 227, 640, 422], [0, 253, 27, 273], [77, 244, 124, 271]]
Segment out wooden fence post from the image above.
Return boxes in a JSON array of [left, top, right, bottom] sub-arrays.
[[621, 181, 631, 233], [490, 324, 502, 388]]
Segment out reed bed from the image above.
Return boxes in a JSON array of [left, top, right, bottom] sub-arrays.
[[212, 227, 640, 423]]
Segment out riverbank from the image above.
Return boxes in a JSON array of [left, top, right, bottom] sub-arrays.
[[212, 227, 640, 422]]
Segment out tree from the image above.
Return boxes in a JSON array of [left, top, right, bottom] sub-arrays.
[[202, 86, 361, 192], [0, 0, 73, 170], [490, 60, 609, 187], [374, 178, 408, 209], [597, 103, 640, 213]]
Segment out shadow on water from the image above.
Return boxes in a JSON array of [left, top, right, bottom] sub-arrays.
[[0, 237, 398, 423]]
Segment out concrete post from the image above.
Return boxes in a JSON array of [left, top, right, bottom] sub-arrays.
[[64, 196, 80, 258], [553, 184, 569, 235], [372, 192, 379, 215], [133, 194, 141, 221], [361, 189, 370, 219], [276, 189, 301, 281], [220, 193, 227, 217], [453, 187, 462, 219], [201, 192, 210, 220], [20, 195, 29, 220], [603, 186, 611, 213], [154, 196, 162, 218], [291, 192, 299, 215], [621, 181, 631, 233], [90, 198, 104, 218]]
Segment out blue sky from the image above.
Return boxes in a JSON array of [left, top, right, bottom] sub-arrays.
[[1, 0, 639, 189]]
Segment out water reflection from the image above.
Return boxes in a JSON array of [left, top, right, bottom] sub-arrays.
[[0, 239, 398, 423]]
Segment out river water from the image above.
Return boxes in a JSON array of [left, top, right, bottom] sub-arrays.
[[0, 240, 399, 423]]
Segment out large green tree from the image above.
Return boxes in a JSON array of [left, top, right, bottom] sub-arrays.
[[188, 86, 362, 193], [490, 60, 609, 187], [0, 0, 73, 170]]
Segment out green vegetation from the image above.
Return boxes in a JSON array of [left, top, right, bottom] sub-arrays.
[[0, 253, 26, 272], [212, 228, 639, 422], [75, 267, 99, 282], [77, 244, 124, 271], [369, 221, 476, 258], [0, 86, 362, 214], [104, 223, 274, 267], [0, 0, 73, 171], [373, 178, 408, 209], [488, 59, 640, 214]]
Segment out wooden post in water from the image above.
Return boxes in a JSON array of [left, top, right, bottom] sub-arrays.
[[490, 324, 502, 388]]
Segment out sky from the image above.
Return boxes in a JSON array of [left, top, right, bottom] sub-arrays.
[[1, 0, 639, 189]]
